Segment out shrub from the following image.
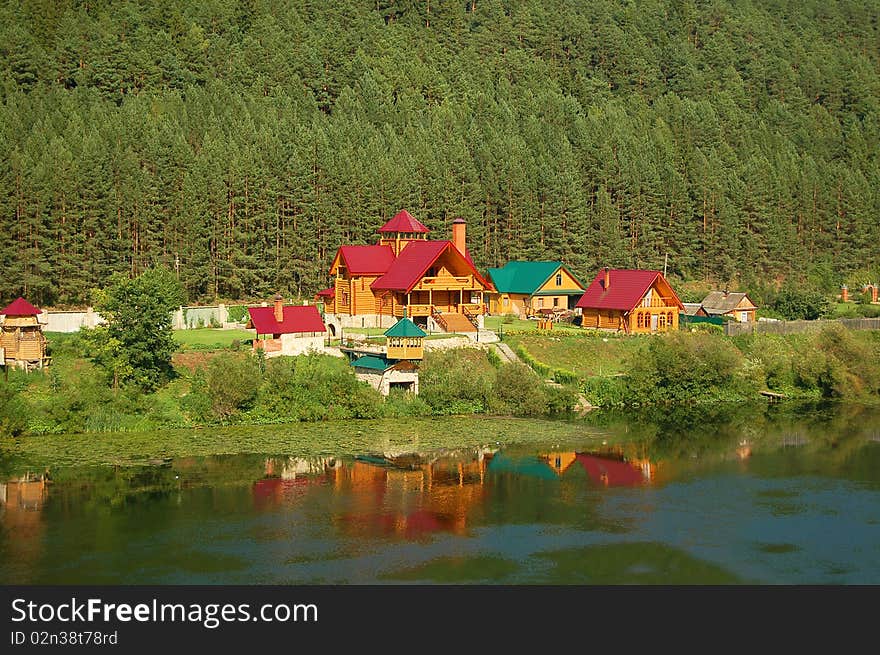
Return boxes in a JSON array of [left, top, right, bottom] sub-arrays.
[[419, 348, 494, 414], [772, 287, 830, 320], [205, 352, 262, 419], [489, 363, 547, 416]]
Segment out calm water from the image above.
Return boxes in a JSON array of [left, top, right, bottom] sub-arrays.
[[2, 403, 880, 584]]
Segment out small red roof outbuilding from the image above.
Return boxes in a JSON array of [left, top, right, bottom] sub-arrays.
[[247, 304, 326, 335]]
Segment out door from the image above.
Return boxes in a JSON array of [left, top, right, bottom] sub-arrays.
[[650, 314, 659, 332]]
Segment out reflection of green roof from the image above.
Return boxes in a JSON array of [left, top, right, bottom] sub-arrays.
[[384, 318, 427, 338], [486, 453, 558, 480], [487, 261, 581, 295], [351, 355, 391, 371]]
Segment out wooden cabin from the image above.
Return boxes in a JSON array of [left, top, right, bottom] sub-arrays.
[[486, 261, 585, 317], [576, 268, 684, 334], [384, 317, 426, 361], [246, 295, 326, 357], [327, 211, 494, 333], [700, 291, 758, 323], [1, 297, 49, 370]]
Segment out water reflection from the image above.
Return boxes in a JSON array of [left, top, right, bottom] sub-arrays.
[[3, 403, 880, 584]]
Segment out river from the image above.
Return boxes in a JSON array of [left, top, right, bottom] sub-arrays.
[[1, 402, 879, 584]]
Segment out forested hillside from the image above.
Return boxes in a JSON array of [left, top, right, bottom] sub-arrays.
[[1, 0, 878, 306]]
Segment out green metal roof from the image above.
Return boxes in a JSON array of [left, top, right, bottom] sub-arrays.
[[351, 355, 392, 371], [384, 317, 427, 338], [487, 261, 575, 295]]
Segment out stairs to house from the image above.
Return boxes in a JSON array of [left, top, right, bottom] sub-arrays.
[[436, 312, 477, 333]]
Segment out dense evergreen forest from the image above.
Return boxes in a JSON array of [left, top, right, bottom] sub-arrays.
[[1, 0, 878, 306]]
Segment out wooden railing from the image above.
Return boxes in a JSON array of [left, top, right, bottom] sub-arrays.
[[414, 275, 473, 290], [461, 306, 480, 330], [394, 303, 433, 317], [430, 306, 448, 332], [459, 303, 484, 315]]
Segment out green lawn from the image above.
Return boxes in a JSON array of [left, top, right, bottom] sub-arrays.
[[484, 315, 582, 333], [504, 331, 643, 378], [173, 328, 255, 350]]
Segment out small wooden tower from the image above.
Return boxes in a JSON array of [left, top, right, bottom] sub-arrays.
[[1, 297, 49, 371], [384, 317, 427, 361]]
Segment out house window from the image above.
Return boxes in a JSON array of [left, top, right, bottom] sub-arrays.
[[739, 312, 748, 323], [667, 312, 673, 327], [556, 273, 562, 286], [502, 296, 508, 306], [637, 313, 644, 329], [553, 298, 559, 307], [659, 313, 667, 329]]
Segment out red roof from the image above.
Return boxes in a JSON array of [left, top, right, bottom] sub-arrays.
[[247, 304, 326, 335], [576, 454, 646, 487], [337, 245, 395, 274], [0, 297, 41, 316], [372, 241, 449, 292], [378, 209, 430, 234], [315, 287, 335, 298], [575, 269, 682, 312]]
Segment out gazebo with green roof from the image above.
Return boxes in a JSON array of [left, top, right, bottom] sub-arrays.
[[384, 317, 427, 360]]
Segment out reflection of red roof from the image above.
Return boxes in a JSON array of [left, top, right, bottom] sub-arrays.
[[338, 245, 395, 274], [575, 269, 683, 312], [1, 297, 41, 316], [576, 454, 645, 487], [315, 287, 335, 298], [247, 305, 326, 335], [379, 209, 430, 234]]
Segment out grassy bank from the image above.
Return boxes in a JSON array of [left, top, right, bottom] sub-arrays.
[[508, 326, 880, 407]]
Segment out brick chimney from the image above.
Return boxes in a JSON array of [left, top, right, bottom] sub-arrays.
[[841, 285, 848, 303], [273, 293, 284, 323], [452, 218, 466, 255], [872, 285, 878, 304], [604, 268, 610, 290]]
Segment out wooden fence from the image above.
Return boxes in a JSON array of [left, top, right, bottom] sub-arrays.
[[724, 317, 880, 336]]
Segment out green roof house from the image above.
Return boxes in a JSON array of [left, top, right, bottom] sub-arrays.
[[486, 261, 585, 317]]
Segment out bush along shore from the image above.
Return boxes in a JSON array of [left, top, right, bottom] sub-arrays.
[[562, 325, 880, 407], [0, 338, 578, 439]]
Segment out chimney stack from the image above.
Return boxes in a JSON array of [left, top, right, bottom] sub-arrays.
[[273, 293, 284, 323], [452, 219, 467, 256], [872, 284, 878, 304], [604, 268, 610, 290], [841, 285, 848, 303]]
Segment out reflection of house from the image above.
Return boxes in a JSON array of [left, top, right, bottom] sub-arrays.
[[700, 291, 758, 323], [541, 451, 578, 476], [576, 454, 652, 487], [332, 451, 490, 539], [326, 210, 493, 333], [576, 268, 684, 333], [246, 295, 326, 357], [486, 261, 585, 317], [1, 297, 49, 370]]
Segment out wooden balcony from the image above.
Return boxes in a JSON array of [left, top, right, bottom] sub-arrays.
[[394, 303, 433, 317], [413, 275, 475, 290]]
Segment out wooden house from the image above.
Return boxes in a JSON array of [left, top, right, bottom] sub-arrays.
[[576, 268, 684, 334], [486, 261, 585, 317], [1, 297, 49, 370], [700, 291, 758, 323], [246, 295, 326, 357], [682, 303, 709, 317], [327, 211, 493, 333]]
